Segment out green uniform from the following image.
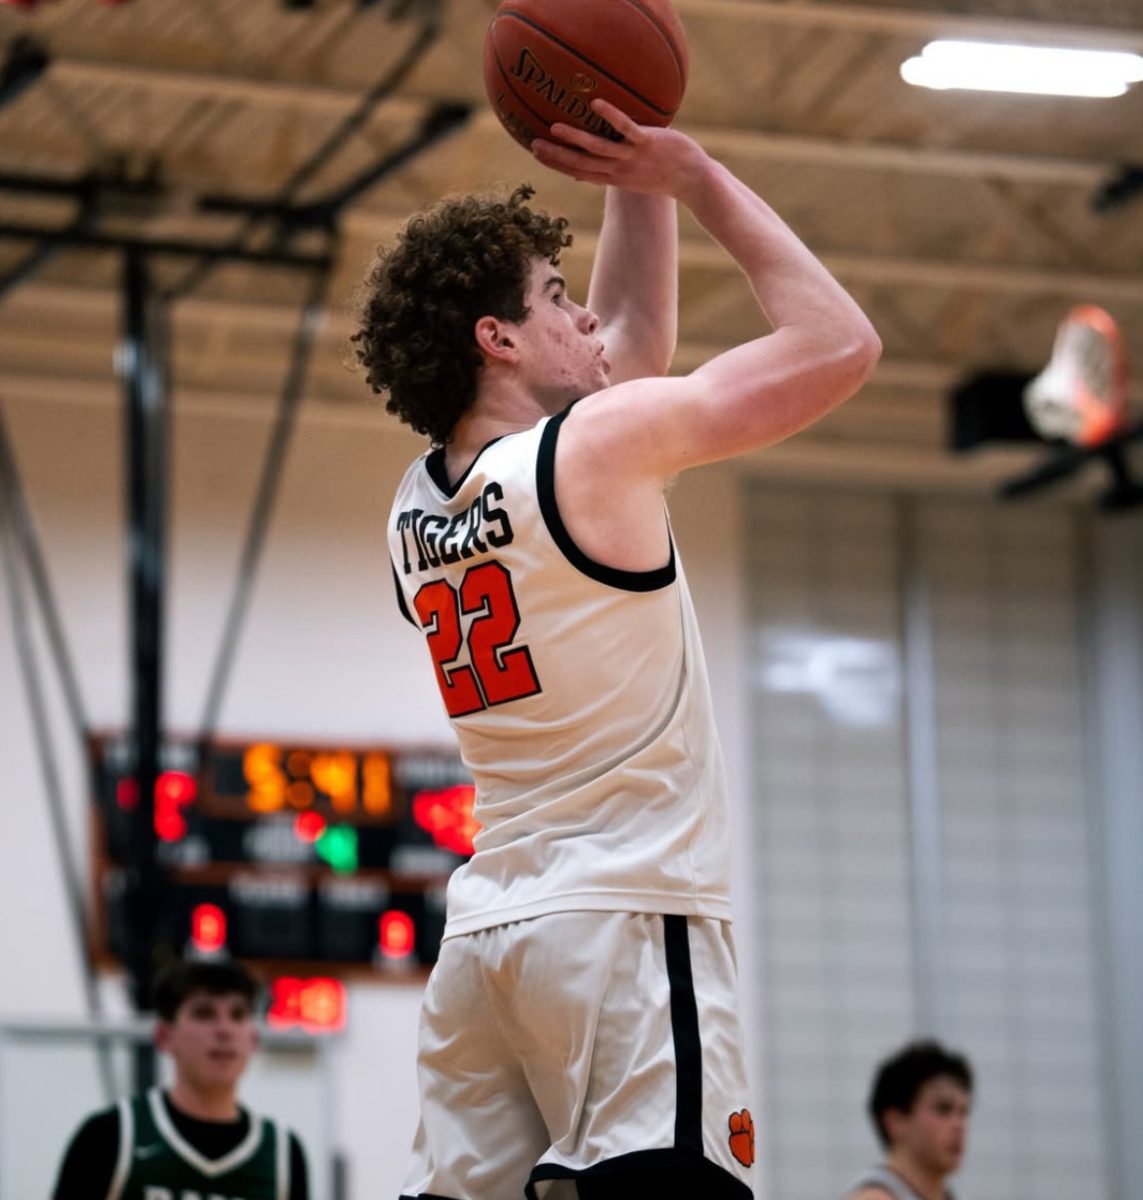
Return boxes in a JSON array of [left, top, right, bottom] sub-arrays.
[[108, 1088, 288, 1200]]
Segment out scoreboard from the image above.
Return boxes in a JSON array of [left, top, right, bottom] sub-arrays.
[[90, 734, 475, 976]]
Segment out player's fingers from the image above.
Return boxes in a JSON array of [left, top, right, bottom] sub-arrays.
[[531, 138, 617, 170], [588, 97, 643, 141], [546, 121, 629, 158], [530, 137, 582, 165], [530, 142, 618, 184]]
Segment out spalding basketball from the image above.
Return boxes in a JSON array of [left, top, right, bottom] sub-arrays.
[[483, 0, 688, 150]]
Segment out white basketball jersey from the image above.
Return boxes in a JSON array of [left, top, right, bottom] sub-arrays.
[[388, 406, 733, 938]]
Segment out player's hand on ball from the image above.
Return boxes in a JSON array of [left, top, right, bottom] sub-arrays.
[[531, 98, 705, 199]]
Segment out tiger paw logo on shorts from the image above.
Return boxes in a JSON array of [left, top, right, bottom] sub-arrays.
[[727, 1107, 755, 1167]]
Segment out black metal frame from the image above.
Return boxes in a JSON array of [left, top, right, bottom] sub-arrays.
[[1000, 420, 1143, 511]]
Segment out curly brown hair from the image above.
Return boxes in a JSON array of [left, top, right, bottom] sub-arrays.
[[352, 185, 572, 446]]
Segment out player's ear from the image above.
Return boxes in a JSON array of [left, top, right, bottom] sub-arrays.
[[882, 1107, 908, 1144], [154, 1020, 172, 1053], [474, 316, 517, 363]]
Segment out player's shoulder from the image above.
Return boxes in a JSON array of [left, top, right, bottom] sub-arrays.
[[287, 1127, 308, 1168], [845, 1167, 912, 1200], [255, 1109, 301, 1149], [72, 1103, 124, 1139], [566, 373, 693, 426], [53, 1104, 125, 1200], [557, 372, 710, 482]]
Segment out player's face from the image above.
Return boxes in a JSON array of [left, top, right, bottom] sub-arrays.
[[157, 990, 257, 1094], [892, 1076, 972, 1177], [513, 257, 610, 407]]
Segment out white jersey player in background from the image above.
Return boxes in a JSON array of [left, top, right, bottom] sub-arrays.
[[354, 97, 880, 1200]]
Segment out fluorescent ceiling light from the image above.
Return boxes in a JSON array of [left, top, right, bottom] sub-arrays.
[[901, 39, 1143, 97]]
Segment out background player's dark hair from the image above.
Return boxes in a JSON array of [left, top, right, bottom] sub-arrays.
[[153, 960, 261, 1021], [352, 184, 572, 447], [867, 1038, 973, 1149]]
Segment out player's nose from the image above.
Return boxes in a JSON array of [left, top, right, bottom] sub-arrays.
[[577, 305, 599, 335]]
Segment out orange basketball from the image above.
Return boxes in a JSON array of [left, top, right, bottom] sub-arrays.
[[483, 0, 688, 150]]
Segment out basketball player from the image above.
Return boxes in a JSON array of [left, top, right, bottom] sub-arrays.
[[52, 959, 309, 1200], [847, 1039, 974, 1200], [355, 98, 880, 1199]]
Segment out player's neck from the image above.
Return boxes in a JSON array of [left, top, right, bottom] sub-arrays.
[[166, 1079, 241, 1122], [885, 1150, 947, 1200], [444, 386, 550, 481]]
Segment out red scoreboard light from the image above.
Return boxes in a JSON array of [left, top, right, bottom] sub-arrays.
[[115, 777, 138, 811], [111, 771, 196, 839], [190, 903, 227, 954], [412, 784, 478, 856], [268, 977, 346, 1034], [155, 770, 196, 842], [293, 810, 326, 843], [378, 910, 415, 960]]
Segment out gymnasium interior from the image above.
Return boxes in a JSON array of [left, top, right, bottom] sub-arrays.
[[1, 0, 1141, 1197]]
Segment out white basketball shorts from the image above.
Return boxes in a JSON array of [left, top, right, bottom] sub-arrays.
[[398, 910, 756, 1200]]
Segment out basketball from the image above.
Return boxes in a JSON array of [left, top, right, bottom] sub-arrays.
[[483, 0, 689, 150]]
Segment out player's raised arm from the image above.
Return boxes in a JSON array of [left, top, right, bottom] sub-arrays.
[[532, 99, 881, 481], [584, 188, 678, 383]]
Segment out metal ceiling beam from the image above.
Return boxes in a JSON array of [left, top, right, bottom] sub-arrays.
[[688, 125, 1109, 186], [42, 57, 1121, 187], [675, 0, 1143, 51], [822, 251, 1143, 303], [329, 214, 1143, 300], [569, 232, 1143, 304], [0, 220, 333, 268], [49, 58, 422, 116]]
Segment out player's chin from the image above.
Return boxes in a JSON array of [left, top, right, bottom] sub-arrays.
[[940, 1146, 965, 1172], [205, 1053, 246, 1078]]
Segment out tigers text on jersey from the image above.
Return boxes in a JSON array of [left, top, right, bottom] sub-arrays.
[[389, 406, 733, 939], [107, 1089, 289, 1200]]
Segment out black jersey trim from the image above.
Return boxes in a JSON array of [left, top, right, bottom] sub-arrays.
[[425, 436, 507, 499], [391, 561, 416, 626], [536, 407, 676, 592], [527, 1149, 752, 1200], [664, 914, 703, 1156]]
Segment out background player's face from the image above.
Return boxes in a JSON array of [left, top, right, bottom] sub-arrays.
[[889, 1075, 972, 1176], [511, 257, 609, 408], [156, 990, 258, 1094]]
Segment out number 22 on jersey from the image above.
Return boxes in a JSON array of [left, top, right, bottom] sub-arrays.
[[414, 561, 541, 718]]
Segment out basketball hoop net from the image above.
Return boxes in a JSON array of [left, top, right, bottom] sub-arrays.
[[1023, 305, 1129, 448]]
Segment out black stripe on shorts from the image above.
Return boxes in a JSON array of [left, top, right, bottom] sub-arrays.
[[664, 913, 703, 1156]]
